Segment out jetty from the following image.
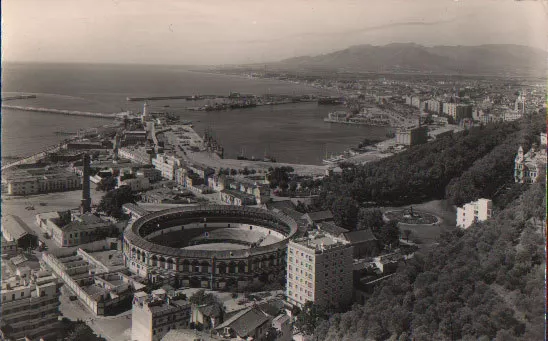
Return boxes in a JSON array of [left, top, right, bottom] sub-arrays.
[[1, 94, 37, 101], [1, 105, 123, 119]]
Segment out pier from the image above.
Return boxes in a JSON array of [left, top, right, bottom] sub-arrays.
[[1, 105, 122, 119], [1, 94, 37, 101]]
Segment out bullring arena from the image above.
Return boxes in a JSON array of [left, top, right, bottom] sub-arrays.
[[123, 205, 299, 290]]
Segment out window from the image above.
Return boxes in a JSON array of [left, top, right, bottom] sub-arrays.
[[20, 292, 24, 297]]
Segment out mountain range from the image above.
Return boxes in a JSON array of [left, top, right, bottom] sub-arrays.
[[268, 43, 547, 77]]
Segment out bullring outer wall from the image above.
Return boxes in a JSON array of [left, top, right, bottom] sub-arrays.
[[123, 205, 299, 289]]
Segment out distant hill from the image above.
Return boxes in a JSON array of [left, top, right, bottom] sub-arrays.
[[273, 43, 547, 77]]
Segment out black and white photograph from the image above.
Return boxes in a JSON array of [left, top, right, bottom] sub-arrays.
[[1, 1, 547, 340]]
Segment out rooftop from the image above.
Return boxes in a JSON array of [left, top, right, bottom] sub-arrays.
[[317, 222, 349, 236], [292, 232, 349, 251], [304, 210, 334, 223], [1, 215, 35, 240], [215, 307, 271, 338], [342, 229, 377, 243]]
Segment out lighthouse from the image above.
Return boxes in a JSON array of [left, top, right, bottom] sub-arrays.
[[141, 101, 149, 124]]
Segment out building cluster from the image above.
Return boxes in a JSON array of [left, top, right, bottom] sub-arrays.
[[42, 244, 146, 316], [131, 288, 291, 341], [514, 133, 547, 184], [1, 165, 81, 196], [1, 254, 61, 341]]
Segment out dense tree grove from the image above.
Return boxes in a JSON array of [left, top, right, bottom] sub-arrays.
[[445, 116, 545, 206], [313, 181, 545, 341], [318, 116, 543, 210], [97, 185, 137, 218]]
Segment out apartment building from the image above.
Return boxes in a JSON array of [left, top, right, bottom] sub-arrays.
[[0, 262, 61, 341], [131, 289, 191, 341], [456, 198, 493, 229], [2, 167, 80, 196], [286, 233, 353, 308], [152, 154, 181, 180]]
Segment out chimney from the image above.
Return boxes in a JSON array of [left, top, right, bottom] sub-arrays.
[[81, 153, 92, 214]]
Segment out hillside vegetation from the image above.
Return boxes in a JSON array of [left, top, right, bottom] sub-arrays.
[[315, 180, 545, 340], [315, 114, 545, 229]]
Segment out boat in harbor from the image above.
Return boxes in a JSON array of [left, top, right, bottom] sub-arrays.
[[324, 109, 391, 126]]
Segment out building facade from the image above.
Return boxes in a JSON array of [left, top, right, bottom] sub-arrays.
[[514, 143, 547, 184], [395, 126, 428, 146], [456, 198, 493, 229], [2, 168, 80, 196], [152, 154, 181, 180], [1, 265, 61, 341], [131, 289, 191, 341], [286, 234, 353, 308], [39, 212, 114, 248]]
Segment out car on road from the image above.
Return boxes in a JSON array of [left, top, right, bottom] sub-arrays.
[[69, 295, 78, 301]]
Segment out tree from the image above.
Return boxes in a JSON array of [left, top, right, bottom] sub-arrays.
[[331, 197, 359, 229], [97, 186, 136, 218], [377, 220, 400, 248], [358, 208, 384, 230], [97, 176, 117, 192], [289, 181, 298, 192], [58, 210, 72, 226], [294, 302, 328, 335], [403, 229, 412, 242], [189, 289, 223, 308]]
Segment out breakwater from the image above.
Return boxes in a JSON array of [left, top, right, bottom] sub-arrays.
[[2, 94, 37, 101], [1, 105, 120, 119]]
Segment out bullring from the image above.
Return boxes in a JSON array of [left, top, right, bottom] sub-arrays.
[[123, 205, 299, 289]]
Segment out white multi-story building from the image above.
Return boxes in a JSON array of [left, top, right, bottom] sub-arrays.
[[0, 263, 61, 341], [442, 102, 457, 118], [286, 233, 353, 308], [131, 289, 191, 341], [503, 110, 523, 122], [456, 198, 493, 229], [2, 168, 80, 196], [152, 154, 181, 180], [424, 99, 441, 114], [117, 175, 151, 192]]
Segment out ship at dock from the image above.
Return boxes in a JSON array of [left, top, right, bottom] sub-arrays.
[[318, 96, 345, 105], [203, 128, 224, 158]]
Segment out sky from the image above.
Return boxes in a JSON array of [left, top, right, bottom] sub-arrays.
[[2, 0, 548, 65]]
